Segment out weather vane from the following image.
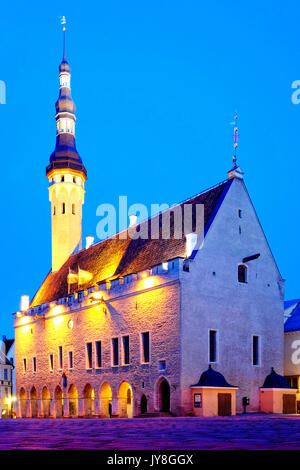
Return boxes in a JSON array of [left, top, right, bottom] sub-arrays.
[[230, 112, 239, 168], [60, 16, 66, 31]]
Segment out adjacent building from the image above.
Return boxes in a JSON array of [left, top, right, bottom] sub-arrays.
[[13, 31, 288, 418], [0, 337, 15, 417]]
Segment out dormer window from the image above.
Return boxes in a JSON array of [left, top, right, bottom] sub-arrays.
[[238, 264, 247, 283]]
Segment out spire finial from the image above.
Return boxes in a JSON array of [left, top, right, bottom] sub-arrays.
[[231, 112, 239, 169], [60, 16, 67, 61]]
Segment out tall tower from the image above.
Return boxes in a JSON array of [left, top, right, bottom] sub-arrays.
[[46, 25, 87, 272]]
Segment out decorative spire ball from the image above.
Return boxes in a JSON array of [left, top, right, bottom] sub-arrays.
[[232, 113, 239, 169]]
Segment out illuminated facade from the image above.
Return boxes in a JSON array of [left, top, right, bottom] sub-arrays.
[[14, 35, 288, 418], [0, 337, 15, 418]]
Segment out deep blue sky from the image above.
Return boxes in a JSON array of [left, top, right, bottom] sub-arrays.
[[0, 1, 299, 337]]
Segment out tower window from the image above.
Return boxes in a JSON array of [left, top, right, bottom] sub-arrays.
[[62, 203, 66, 214], [238, 264, 247, 283], [238, 209, 242, 218], [73, 177, 76, 183], [53, 205, 56, 215], [72, 203, 75, 215], [61, 176, 64, 182]]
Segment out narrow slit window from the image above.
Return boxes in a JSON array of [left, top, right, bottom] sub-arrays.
[[253, 335, 260, 366], [112, 338, 119, 366], [62, 202, 66, 214], [58, 346, 63, 369], [238, 264, 247, 283], [69, 351, 73, 369], [72, 203, 75, 215], [95, 341, 102, 368], [23, 358, 27, 373], [86, 342, 93, 369], [33, 357, 37, 372], [141, 332, 150, 363], [53, 205, 56, 215], [49, 354, 54, 371], [209, 330, 217, 363], [122, 336, 130, 365]]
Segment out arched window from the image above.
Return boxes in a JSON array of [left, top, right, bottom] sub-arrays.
[[62, 202, 66, 214], [72, 203, 75, 215], [238, 264, 247, 283], [61, 175, 64, 182]]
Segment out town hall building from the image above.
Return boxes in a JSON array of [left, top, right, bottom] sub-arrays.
[[13, 30, 293, 418]]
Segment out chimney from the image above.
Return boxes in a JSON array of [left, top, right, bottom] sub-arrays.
[[20, 295, 30, 311], [129, 214, 138, 227], [186, 232, 198, 258], [85, 236, 94, 249]]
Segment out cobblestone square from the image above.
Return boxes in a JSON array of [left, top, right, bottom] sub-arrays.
[[0, 415, 300, 450]]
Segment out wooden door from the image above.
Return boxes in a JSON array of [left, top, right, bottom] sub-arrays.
[[283, 394, 296, 414], [218, 393, 232, 416]]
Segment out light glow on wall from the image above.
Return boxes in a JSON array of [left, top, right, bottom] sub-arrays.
[[143, 277, 154, 289], [20, 295, 30, 311]]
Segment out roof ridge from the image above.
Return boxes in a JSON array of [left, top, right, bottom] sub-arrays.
[[81, 178, 229, 251]]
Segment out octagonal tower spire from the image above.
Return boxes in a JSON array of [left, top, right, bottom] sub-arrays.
[[46, 18, 87, 272]]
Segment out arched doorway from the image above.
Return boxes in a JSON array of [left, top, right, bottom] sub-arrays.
[[54, 386, 64, 418], [42, 387, 50, 418], [68, 384, 78, 417], [157, 378, 170, 412], [30, 386, 38, 418], [100, 382, 112, 418], [140, 394, 147, 414], [83, 384, 94, 417], [19, 388, 27, 418], [118, 381, 133, 418]]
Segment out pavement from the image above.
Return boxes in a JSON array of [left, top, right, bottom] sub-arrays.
[[0, 414, 300, 450]]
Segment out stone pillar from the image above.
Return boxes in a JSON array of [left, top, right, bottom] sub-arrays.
[[63, 398, 69, 418], [50, 399, 55, 418], [94, 397, 100, 417], [78, 398, 84, 418], [38, 399, 42, 418], [111, 397, 119, 417]]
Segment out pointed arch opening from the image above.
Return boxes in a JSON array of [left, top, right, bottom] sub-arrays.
[[83, 384, 94, 417], [19, 387, 27, 418], [68, 384, 78, 418], [30, 386, 38, 418], [54, 385, 64, 418], [100, 382, 112, 418], [156, 377, 170, 412], [140, 394, 148, 414], [118, 381, 133, 418], [42, 386, 50, 418]]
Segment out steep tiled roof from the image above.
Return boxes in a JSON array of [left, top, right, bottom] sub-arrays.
[[4, 339, 14, 355], [30, 179, 231, 307], [285, 302, 300, 332]]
